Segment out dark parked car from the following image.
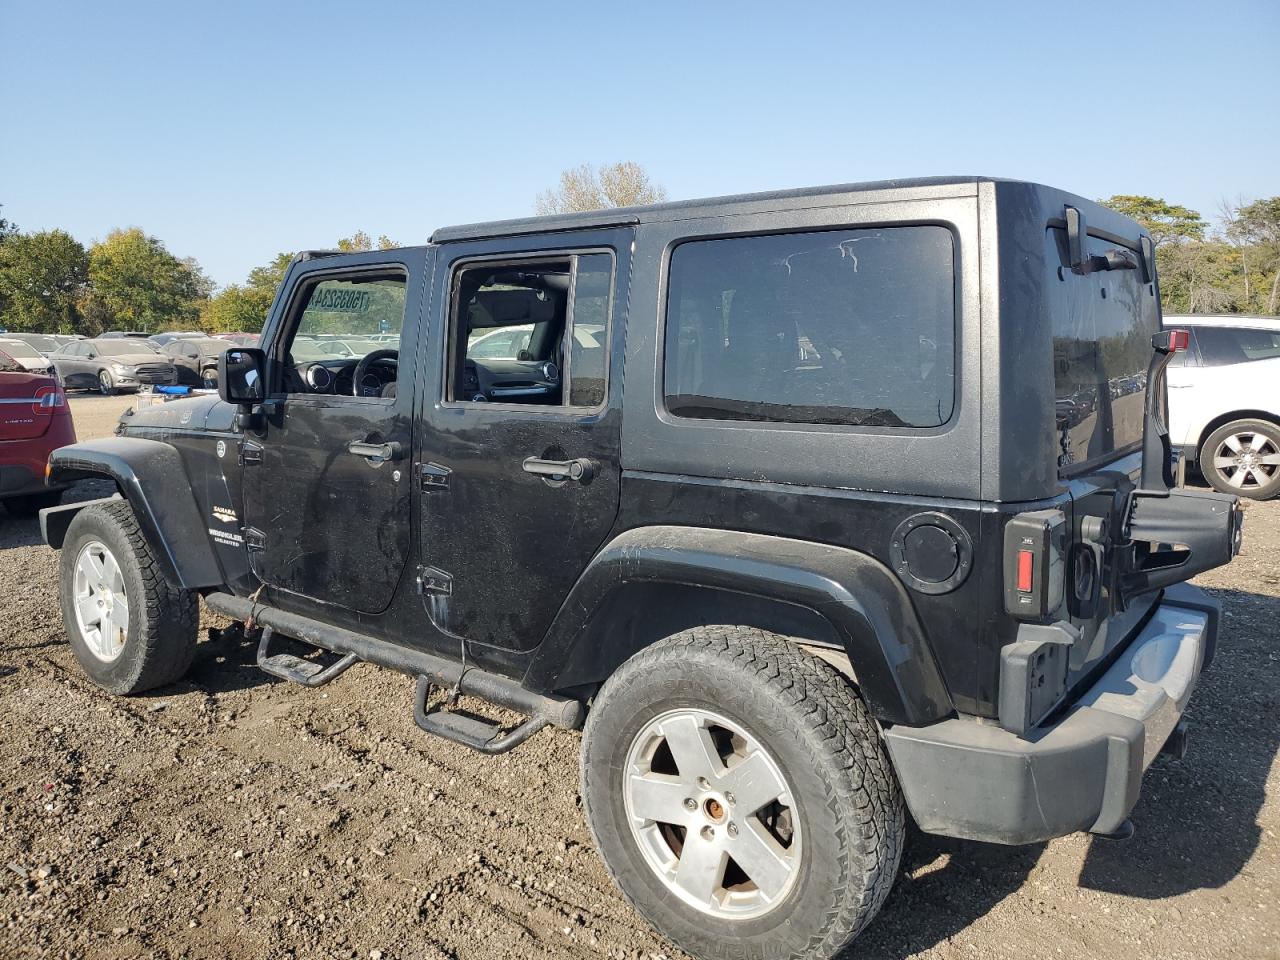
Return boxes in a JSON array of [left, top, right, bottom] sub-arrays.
[[39, 178, 1242, 960], [98, 331, 151, 339], [158, 336, 229, 385], [50, 338, 178, 395], [0, 360, 74, 516]]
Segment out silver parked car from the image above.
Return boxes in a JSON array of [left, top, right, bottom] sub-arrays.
[[50, 338, 179, 395]]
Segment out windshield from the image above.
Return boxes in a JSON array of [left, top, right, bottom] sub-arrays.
[[0, 339, 43, 360], [96, 341, 161, 357], [187, 339, 228, 353]]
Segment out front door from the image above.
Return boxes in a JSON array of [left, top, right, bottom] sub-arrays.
[[417, 229, 630, 651], [241, 249, 426, 615]]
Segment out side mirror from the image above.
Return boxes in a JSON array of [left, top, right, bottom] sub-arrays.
[[218, 347, 266, 412]]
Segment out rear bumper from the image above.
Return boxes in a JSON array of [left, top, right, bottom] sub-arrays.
[[884, 583, 1219, 844]]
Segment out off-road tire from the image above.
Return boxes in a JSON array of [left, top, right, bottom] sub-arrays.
[[58, 499, 197, 694], [97, 369, 115, 396], [4, 489, 62, 517], [581, 626, 905, 960], [1200, 418, 1280, 500]]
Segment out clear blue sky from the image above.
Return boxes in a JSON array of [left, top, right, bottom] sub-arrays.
[[3, 0, 1276, 288]]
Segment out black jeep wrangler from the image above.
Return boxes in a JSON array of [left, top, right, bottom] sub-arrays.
[[41, 177, 1242, 960]]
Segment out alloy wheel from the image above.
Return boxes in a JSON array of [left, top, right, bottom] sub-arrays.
[[72, 540, 129, 662], [1212, 430, 1280, 491], [622, 707, 802, 919]]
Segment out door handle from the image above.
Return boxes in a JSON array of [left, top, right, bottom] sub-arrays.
[[522, 457, 594, 483], [347, 440, 404, 462]]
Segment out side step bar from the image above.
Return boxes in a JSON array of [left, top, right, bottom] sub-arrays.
[[203, 592, 583, 753], [256, 626, 359, 687]]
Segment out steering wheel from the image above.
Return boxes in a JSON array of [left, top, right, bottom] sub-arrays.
[[352, 348, 399, 397]]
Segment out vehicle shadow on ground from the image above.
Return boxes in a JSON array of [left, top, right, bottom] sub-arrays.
[[0, 512, 50, 550], [1077, 585, 1279, 898], [168, 623, 281, 696], [851, 828, 1045, 959]]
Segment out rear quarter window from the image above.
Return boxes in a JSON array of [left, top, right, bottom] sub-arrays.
[[1192, 326, 1280, 366], [663, 225, 956, 428]]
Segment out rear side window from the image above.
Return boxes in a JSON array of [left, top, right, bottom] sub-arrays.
[[1193, 326, 1280, 366], [663, 226, 956, 428]]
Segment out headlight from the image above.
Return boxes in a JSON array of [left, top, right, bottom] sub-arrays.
[[111, 362, 129, 373]]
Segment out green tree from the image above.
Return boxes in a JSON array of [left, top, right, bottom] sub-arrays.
[[247, 251, 295, 295], [0, 204, 16, 243], [0, 229, 89, 332], [536, 162, 667, 215], [1232, 197, 1280, 314], [336, 231, 397, 252], [199, 250, 295, 333], [86, 228, 202, 332], [1098, 195, 1207, 245]]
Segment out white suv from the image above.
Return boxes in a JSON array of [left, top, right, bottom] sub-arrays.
[[1165, 314, 1280, 499]]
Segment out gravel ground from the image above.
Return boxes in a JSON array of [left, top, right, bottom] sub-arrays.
[[0, 393, 1276, 960]]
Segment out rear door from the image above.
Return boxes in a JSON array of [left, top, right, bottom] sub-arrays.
[[416, 228, 631, 650]]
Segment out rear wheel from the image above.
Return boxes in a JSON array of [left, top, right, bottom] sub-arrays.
[[97, 369, 115, 396], [58, 500, 197, 694], [581, 626, 904, 960], [1201, 419, 1280, 500]]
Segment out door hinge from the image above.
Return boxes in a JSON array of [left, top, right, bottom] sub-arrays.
[[416, 461, 451, 490], [245, 528, 266, 551], [240, 441, 263, 466], [415, 565, 452, 596]]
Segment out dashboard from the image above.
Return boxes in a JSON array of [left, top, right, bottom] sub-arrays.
[[298, 358, 397, 398]]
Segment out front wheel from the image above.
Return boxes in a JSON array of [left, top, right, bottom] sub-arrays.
[[200, 367, 217, 388], [581, 627, 904, 960], [98, 369, 115, 396], [1201, 419, 1280, 500], [58, 500, 197, 694]]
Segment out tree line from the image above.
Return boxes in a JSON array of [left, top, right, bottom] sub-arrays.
[[1099, 195, 1280, 315], [0, 163, 665, 337], [0, 210, 397, 336]]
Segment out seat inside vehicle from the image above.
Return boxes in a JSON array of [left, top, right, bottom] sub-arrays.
[[450, 262, 571, 404]]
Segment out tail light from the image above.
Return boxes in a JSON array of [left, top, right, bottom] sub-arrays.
[[999, 508, 1074, 736], [34, 383, 66, 412], [1002, 509, 1067, 620]]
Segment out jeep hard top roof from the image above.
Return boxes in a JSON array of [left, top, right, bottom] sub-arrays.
[[429, 175, 1003, 244]]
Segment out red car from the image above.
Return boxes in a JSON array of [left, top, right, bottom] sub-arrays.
[[0, 356, 76, 517]]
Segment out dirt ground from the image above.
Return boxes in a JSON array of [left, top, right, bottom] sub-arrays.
[[1, 393, 1277, 960]]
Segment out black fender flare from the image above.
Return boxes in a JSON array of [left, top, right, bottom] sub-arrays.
[[524, 525, 953, 726], [42, 437, 223, 591]]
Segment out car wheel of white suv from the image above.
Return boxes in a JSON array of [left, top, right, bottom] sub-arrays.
[[1201, 419, 1280, 500]]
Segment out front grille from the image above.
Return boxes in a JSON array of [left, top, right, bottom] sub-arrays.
[[133, 364, 175, 384]]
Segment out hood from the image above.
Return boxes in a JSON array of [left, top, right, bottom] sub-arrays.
[[10, 355, 52, 371], [118, 393, 229, 433], [104, 353, 170, 367]]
